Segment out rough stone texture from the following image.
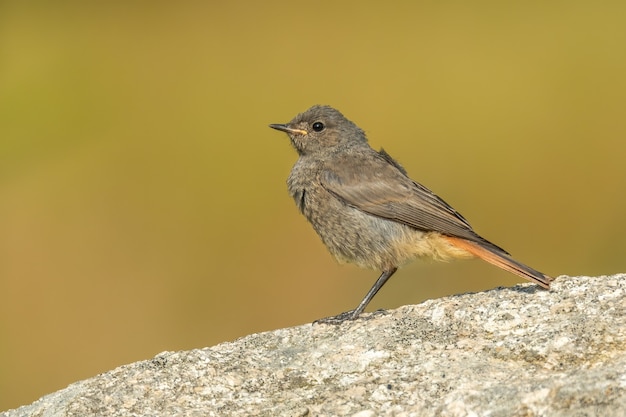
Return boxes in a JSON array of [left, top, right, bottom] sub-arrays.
[[3, 274, 626, 417]]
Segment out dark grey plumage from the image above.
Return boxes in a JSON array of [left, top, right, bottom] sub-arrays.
[[270, 105, 552, 323]]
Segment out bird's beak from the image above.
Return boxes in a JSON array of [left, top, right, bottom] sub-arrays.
[[269, 124, 307, 135]]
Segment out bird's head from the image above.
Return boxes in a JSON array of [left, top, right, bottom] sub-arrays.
[[269, 105, 367, 156]]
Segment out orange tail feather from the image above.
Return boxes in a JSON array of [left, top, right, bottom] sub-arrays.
[[444, 236, 552, 289]]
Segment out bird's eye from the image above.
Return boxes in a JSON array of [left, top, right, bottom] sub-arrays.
[[312, 122, 325, 132]]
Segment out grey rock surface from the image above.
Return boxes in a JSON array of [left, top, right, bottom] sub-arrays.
[[3, 274, 626, 417]]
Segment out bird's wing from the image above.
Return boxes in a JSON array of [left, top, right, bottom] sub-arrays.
[[320, 150, 493, 246]]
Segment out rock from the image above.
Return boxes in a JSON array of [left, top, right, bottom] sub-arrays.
[[2, 275, 626, 417]]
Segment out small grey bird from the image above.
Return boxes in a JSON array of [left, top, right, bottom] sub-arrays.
[[269, 105, 552, 324]]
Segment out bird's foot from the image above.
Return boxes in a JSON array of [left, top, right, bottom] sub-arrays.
[[314, 310, 359, 325], [313, 309, 388, 325]]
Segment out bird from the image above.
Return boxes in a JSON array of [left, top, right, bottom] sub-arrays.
[[269, 105, 552, 324]]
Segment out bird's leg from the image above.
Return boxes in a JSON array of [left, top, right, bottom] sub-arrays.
[[314, 267, 398, 325]]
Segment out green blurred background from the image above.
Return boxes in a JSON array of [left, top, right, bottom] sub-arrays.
[[1, 1, 625, 410]]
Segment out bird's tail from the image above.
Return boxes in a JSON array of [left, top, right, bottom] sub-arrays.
[[443, 236, 552, 289]]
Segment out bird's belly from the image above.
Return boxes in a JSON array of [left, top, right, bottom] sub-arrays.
[[303, 197, 471, 270]]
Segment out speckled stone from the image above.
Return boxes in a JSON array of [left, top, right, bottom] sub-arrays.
[[3, 275, 626, 417]]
